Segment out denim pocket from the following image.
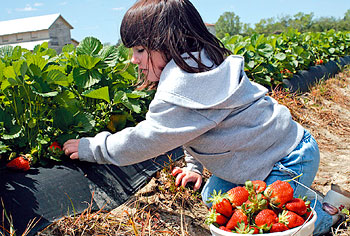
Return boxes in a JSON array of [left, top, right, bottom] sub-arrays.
[[273, 161, 299, 178]]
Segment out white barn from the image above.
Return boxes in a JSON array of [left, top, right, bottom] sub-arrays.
[[0, 13, 77, 53]]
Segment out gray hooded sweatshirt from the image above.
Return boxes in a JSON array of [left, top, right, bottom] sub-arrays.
[[78, 51, 304, 184]]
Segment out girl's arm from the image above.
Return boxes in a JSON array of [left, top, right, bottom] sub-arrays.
[[77, 99, 217, 166]]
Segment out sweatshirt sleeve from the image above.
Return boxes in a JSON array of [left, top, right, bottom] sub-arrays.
[[78, 98, 217, 166], [183, 148, 203, 175]]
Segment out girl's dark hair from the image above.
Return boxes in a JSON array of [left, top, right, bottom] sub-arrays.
[[120, 0, 232, 73]]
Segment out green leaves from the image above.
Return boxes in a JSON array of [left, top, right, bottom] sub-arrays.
[[99, 45, 119, 67], [26, 54, 48, 70], [0, 45, 15, 59], [113, 90, 150, 113], [0, 141, 10, 154], [0, 37, 152, 165], [77, 55, 101, 69], [77, 37, 103, 56], [72, 67, 102, 89], [222, 29, 350, 86], [82, 86, 110, 103], [274, 53, 286, 61], [47, 70, 70, 87], [53, 107, 95, 133]]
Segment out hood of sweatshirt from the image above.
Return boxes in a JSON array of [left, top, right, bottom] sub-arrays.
[[155, 50, 268, 109]]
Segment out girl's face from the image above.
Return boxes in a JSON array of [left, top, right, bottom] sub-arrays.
[[131, 47, 167, 82]]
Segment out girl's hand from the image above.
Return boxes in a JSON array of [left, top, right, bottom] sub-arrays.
[[63, 139, 80, 160], [171, 167, 202, 191]]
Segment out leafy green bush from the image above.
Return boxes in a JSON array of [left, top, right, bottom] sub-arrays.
[[221, 29, 350, 87], [0, 37, 154, 165]]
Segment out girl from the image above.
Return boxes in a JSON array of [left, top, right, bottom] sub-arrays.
[[63, 0, 349, 234]]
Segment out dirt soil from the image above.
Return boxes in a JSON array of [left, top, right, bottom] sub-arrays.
[[39, 69, 350, 236]]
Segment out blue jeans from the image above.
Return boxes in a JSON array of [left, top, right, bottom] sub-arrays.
[[201, 130, 332, 236]]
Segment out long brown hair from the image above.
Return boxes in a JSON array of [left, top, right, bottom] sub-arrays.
[[120, 0, 231, 74]]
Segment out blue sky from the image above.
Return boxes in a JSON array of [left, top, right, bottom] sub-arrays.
[[1, 0, 349, 45]]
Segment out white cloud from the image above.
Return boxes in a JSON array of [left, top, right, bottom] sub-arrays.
[[60, 1, 68, 6], [112, 7, 125, 11], [14, 3, 43, 12], [15, 4, 38, 12]]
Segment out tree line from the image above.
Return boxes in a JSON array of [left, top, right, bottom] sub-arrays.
[[215, 9, 350, 38]]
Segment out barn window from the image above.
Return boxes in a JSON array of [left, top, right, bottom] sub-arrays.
[[31, 32, 38, 39]]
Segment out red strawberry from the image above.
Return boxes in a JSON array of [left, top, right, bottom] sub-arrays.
[[219, 226, 231, 232], [304, 204, 314, 220], [264, 180, 294, 208], [245, 180, 266, 197], [251, 226, 259, 234], [251, 180, 267, 193], [207, 190, 233, 218], [205, 208, 228, 226], [279, 210, 305, 229], [316, 59, 324, 65], [227, 186, 249, 208], [226, 209, 248, 230], [254, 209, 278, 230], [49, 141, 62, 151], [6, 156, 30, 171], [270, 222, 289, 232], [285, 197, 307, 215]]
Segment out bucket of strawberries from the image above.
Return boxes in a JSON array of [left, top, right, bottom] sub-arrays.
[[205, 179, 317, 236]]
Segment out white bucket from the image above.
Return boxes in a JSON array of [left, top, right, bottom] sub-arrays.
[[210, 179, 318, 236], [210, 209, 317, 236]]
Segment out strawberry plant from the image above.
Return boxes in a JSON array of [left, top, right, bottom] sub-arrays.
[[221, 29, 350, 87], [0, 37, 154, 167]]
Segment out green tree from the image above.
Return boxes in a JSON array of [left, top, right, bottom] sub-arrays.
[[339, 9, 350, 31], [343, 9, 350, 21], [289, 12, 314, 32], [215, 12, 242, 39], [311, 16, 338, 32], [242, 23, 254, 36], [254, 17, 281, 34], [253, 13, 314, 34]]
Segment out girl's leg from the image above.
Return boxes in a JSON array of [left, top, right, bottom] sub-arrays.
[[265, 129, 332, 236]]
